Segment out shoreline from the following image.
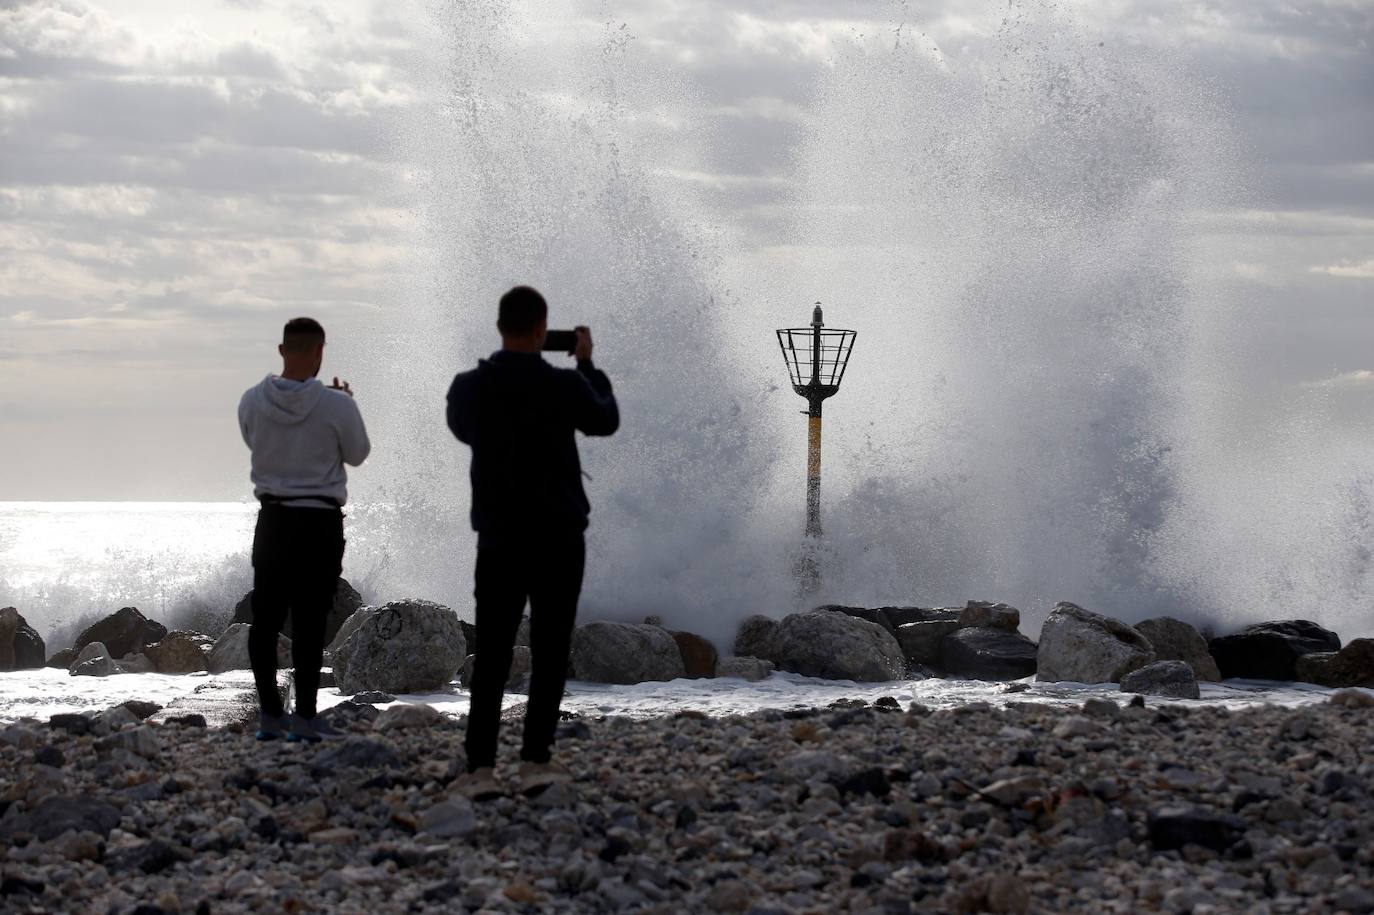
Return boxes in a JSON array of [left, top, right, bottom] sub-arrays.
[[2, 692, 1372, 913]]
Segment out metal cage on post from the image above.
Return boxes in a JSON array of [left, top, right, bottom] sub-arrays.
[[775, 304, 856, 554]]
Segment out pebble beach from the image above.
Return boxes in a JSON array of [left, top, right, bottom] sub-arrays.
[[3, 688, 1374, 914]]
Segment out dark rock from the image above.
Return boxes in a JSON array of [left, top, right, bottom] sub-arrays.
[[1147, 806, 1247, 851], [1, 875, 45, 896], [672, 630, 719, 678], [34, 745, 65, 767], [1134, 617, 1221, 681], [0, 795, 122, 842], [352, 691, 396, 704], [142, 617, 168, 646], [0, 607, 46, 670], [46, 647, 76, 669], [1120, 660, 1201, 700], [144, 631, 213, 674], [166, 714, 207, 728], [458, 620, 477, 656], [894, 616, 963, 669], [1037, 602, 1154, 684], [571, 621, 685, 684], [767, 611, 905, 682], [107, 838, 190, 874], [880, 607, 945, 629], [331, 600, 466, 694], [557, 720, 592, 741], [1209, 620, 1341, 680], [940, 628, 1038, 681], [957, 601, 1021, 631], [233, 577, 364, 646], [48, 713, 91, 736], [815, 604, 897, 635], [837, 768, 892, 798], [311, 737, 399, 774], [70, 655, 118, 677], [121, 700, 162, 720], [733, 615, 779, 660], [74, 607, 160, 660], [1294, 638, 1374, 688], [599, 835, 632, 862]]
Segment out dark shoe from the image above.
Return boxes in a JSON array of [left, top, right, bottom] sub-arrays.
[[255, 711, 288, 741], [286, 713, 343, 743]]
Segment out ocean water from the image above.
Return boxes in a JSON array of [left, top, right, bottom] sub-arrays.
[[0, 502, 254, 638]]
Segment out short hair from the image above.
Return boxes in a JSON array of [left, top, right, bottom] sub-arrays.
[[282, 317, 325, 353], [497, 286, 548, 336]]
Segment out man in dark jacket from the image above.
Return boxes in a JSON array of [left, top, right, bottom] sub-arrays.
[[446, 285, 618, 798]]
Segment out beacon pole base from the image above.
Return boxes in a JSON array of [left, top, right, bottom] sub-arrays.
[[792, 536, 822, 597]]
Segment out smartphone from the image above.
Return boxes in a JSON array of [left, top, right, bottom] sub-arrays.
[[543, 330, 578, 353]]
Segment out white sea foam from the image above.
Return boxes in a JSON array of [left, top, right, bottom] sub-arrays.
[[0, 667, 1355, 726]]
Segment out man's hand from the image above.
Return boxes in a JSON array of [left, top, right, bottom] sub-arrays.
[[573, 326, 593, 363], [329, 377, 354, 397]]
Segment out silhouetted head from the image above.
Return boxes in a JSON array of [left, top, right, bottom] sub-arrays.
[[278, 317, 325, 380], [498, 285, 548, 353]]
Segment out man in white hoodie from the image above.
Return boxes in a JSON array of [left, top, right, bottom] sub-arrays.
[[238, 317, 370, 742]]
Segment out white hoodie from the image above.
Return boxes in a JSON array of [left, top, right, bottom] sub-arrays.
[[238, 375, 371, 508]]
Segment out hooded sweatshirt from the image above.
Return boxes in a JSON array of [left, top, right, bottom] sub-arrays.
[[238, 375, 371, 508]]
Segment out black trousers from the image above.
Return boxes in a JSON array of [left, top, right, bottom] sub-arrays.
[[464, 529, 584, 769], [250, 504, 344, 719]]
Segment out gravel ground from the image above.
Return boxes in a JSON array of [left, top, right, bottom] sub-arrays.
[[2, 689, 1374, 914]]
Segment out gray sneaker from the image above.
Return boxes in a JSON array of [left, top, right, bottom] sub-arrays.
[[255, 711, 288, 741], [287, 713, 344, 743]]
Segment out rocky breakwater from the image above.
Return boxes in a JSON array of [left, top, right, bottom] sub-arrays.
[[3, 689, 1374, 912], [0, 607, 46, 671], [330, 600, 467, 696]]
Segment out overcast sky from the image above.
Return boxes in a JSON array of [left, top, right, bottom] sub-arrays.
[[0, 0, 1371, 501]]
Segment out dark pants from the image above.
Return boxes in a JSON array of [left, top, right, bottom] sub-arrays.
[[250, 505, 344, 719], [464, 530, 585, 770]]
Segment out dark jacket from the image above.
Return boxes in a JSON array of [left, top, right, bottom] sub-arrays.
[[446, 350, 619, 534]]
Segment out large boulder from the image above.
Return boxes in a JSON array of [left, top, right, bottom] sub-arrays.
[[46, 647, 76, 669], [941, 627, 1038, 681], [671, 631, 719, 679], [232, 578, 365, 646], [892, 609, 963, 669], [1037, 602, 1155, 684], [1209, 620, 1341, 681], [207, 623, 292, 674], [1294, 639, 1374, 688], [957, 601, 1021, 632], [0, 607, 46, 670], [1134, 617, 1221, 682], [1120, 660, 1200, 699], [74, 607, 163, 661], [767, 611, 905, 682], [733, 615, 778, 660], [332, 600, 466, 695], [69, 642, 116, 678], [571, 622, 686, 684], [145, 630, 214, 674]]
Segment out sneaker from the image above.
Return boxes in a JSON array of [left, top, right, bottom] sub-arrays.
[[286, 713, 344, 743], [255, 711, 287, 741], [518, 759, 572, 797], [451, 766, 505, 802]]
